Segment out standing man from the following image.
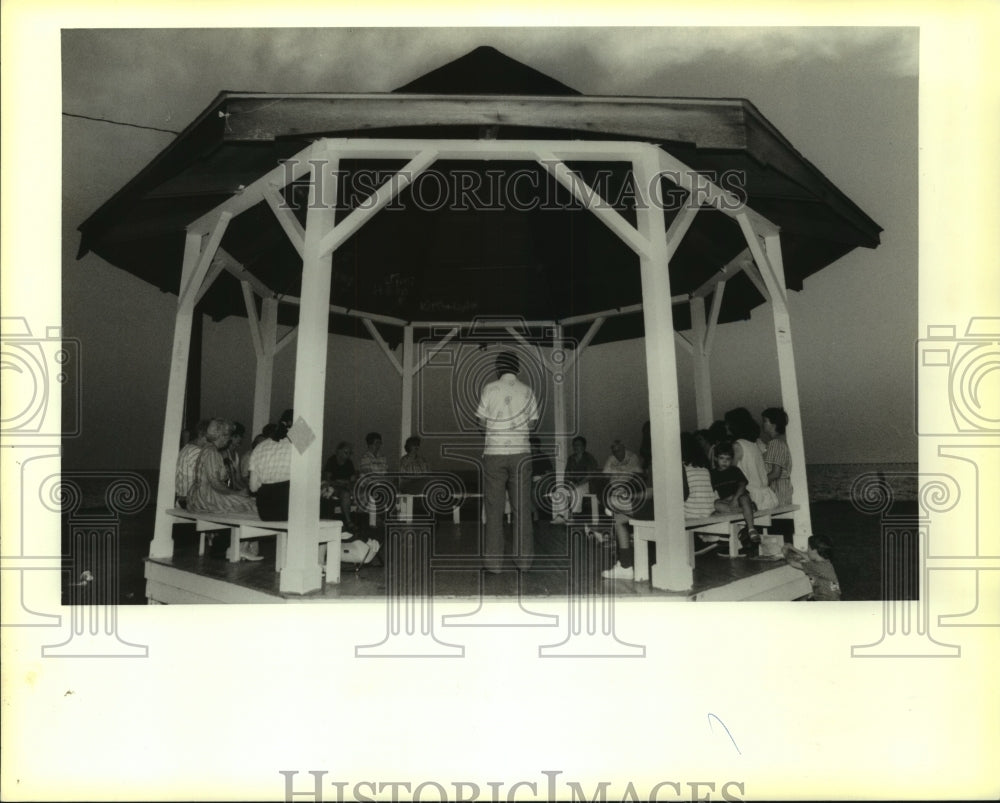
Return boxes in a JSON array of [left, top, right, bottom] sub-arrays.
[[476, 351, 540, 573]]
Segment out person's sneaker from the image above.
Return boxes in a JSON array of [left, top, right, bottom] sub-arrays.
[[601, 561, 634, 580], [239, 545, 264, 562], [361, 539, 381, 565]]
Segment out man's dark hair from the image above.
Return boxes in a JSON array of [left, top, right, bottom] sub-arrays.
[[495, 351, 520, 376]]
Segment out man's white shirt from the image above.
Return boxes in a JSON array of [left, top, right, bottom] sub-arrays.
[[477, 372, 539, 455]]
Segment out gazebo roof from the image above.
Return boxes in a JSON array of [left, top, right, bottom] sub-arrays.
[[77, 46, 881, 346]]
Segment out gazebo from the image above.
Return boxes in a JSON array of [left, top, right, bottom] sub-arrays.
[[77, 47, 881, 599]]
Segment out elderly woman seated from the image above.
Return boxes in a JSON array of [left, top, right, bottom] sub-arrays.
[[187, 417, 262, 561]]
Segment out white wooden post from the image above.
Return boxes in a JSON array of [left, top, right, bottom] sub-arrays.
[[553, 325, 567, 484], [282, 154, 338, 594], [400, 325, 414, 459], [251, 297, 278, 437], [150, 232, 203, 559], [690, 295, 714, 428], [762, 231, 813, 549], [635, 148, 690, 591]]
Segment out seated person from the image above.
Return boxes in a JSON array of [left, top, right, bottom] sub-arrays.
[[358, 431, 388, 476], [710, 441, 760, 553], [399, 435, 430, 475], [553, 435, 600, 523], [681, 431, 716, 519], [247, 410, 293, 521], [187, 417, 261, 561], [528, 436, 555, 521], [600, 440, 652, 581], [322, 441, 358, 532], [175, 419, 208, 509], [398, 434, 431, 512]]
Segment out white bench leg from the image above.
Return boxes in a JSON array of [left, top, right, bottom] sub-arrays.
[[276, 533, 287, 571], [398, 494, 413, 523], [227, 528, 239, 563], [727, 525, 742, 558], [587, 494, 599, 525], [198, 533, 206, 556], [633, 530, 651, 582], [453, 505, 461, 524]]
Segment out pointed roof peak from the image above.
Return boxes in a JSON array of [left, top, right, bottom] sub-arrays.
[[394, 45, 580, 96]]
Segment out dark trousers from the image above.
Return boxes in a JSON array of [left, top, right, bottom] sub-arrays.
[[482, 453, 534, 572], [256, 481, 290, 521]]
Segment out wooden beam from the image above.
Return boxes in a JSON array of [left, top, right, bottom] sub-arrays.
[[222, 94, 762, 152], [241, 281, 263, 359], [704, 281, 725, 354], [187, 140, 320, 236], [363, 318, 403, 376], [193, 255, 227, 306], [216, 247, 274, 299], [537, 152, 651, 259], [634, 145, 690, 592], [179, 211, 232, 309], [151, 232, 202, 560], [303, 136, 653, 162], [673, 330, 693, 355], [763, 232, 813, 549], [318, 147, 438, 258], [413, 327, 459, 374], [664, 201, 700, 259], [657, 147, 780, 237], [275, 326, 298, 355], [278, 295, 408, 328], [252, 297, 278, 437], [406, 318, 555, 329], [690, 295, 713, 428], [264, 184, 305, 259], [283, 156, 336, 595], [553, 325, 568, 485], [400, 326, 414, 458], [563, 316, 606, 374], [558, 304, 643, 326], [735, 213, 776, 303], [691, 247, 752, 299]]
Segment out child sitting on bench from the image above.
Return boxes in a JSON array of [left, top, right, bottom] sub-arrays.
[[710, 441, 760, 554]]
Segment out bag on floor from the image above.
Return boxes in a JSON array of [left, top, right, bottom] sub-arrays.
[[341, 537, 380, 565]]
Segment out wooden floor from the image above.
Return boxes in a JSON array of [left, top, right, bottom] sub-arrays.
[[146, 517, 811, 603]]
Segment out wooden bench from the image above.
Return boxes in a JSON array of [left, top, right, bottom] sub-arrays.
[[393, 493, 512, 525], [629, 504, 800, 586], [167, 508, 343, 574]]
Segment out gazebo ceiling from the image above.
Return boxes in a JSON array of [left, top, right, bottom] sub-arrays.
[[77, 46, 881, 347]]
